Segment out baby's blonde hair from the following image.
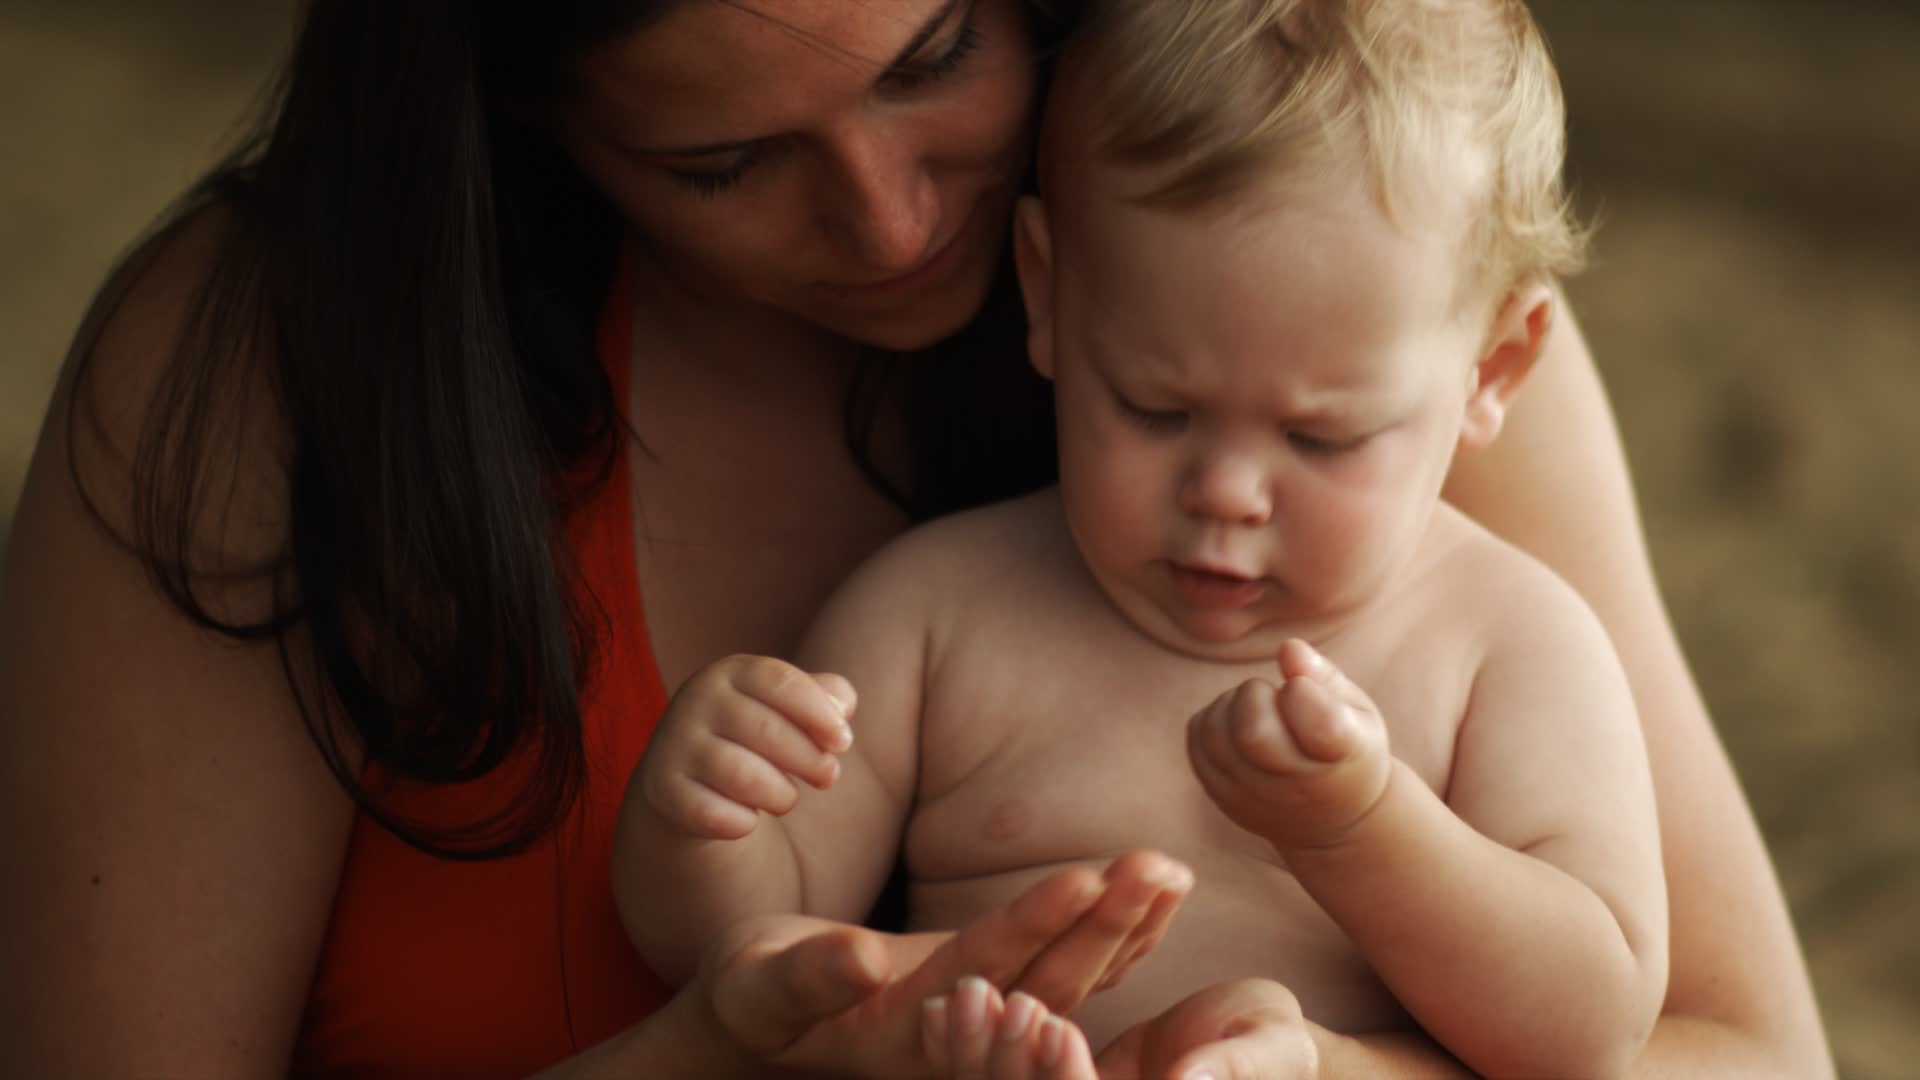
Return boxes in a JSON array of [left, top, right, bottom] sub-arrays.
[[1062, 0, 1587, 298]]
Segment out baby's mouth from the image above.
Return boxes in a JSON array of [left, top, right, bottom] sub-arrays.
[[1167, 562, 1268, 607]]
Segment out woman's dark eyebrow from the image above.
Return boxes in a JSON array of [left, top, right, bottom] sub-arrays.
[[622, 0, 964, 159]]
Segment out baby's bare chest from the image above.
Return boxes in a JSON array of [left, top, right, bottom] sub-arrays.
[[901, 612, 1476, 1039], [907, 621, 1471, 884]]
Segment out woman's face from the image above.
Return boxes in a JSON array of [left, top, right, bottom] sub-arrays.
[[557, 0, 1040, 351]]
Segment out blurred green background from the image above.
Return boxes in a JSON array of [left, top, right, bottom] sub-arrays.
[[2, 2, 1915, 1076]]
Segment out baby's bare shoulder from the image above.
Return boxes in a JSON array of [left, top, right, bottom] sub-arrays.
[[1420, 507, 1628, 691], [808, 489, 1075, 639], [1425, 505, 1615, 659], [843, 488, 1073, 596]]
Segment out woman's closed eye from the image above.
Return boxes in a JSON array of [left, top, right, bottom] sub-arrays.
[[665, 144, 771, 198], [662, 3, 984, 199], [881, 11, 984, 93]]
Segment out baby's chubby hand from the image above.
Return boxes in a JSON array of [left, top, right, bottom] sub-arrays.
[[636, 655, 857, 840], [1187, 639, 1392, 853]]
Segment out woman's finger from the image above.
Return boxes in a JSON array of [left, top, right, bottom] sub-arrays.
[[1010, 852, 1193, 1011], [1158, 979, 1316, 1080], [1098, 873, 1187, 991], [706, 916, 891, 1057]]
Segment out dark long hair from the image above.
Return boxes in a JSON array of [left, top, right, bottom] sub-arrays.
[[68, 0, 1070, 859]]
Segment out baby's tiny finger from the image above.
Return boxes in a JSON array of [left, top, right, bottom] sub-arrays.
[[1279, 638, 1371, 711], [813, 672, 858, 739], [693, 737, 803, 815], [923, 995, 953, 1076], [1037, 1016, 1098, 1077], [1224, 679, 1304, 774], [951, 975, 1003, 1078], [1275, 676, 1359, 765], [728, 657, 855, 754], [712, 698, 842, 790], [663, 773, 760, 839], [985, 992, 1043, 1080]]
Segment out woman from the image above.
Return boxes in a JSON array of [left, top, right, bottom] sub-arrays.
[[0, 1, 1830, 1077]]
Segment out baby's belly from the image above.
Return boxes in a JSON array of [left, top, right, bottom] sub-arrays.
[[909, 852, 1413, 1049]]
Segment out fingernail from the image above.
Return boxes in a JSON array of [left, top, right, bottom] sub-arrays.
[[922, 995, 951, 1049], [1140, 859, 1192, 890], [955, 975, 989, 1035], [1037, 1017, 1065, 1065], [1000, 992, 1037, 1040], [1184, 1072, 1219, 1080], [1068, 873, 1104, 907]]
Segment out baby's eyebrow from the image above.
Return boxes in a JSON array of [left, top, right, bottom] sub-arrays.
[[618, 0, 964, 159]]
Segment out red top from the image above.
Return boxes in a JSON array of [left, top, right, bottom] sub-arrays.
[[294, 252, 673, 1077]]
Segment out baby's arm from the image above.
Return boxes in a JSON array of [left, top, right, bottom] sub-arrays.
[[1191, 596, 1666, 1078], [614, 547, 932, 985]]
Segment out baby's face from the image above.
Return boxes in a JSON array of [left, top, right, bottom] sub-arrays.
[[1022, 166, 1492, 661]]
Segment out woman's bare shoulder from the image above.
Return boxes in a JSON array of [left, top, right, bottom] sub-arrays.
[[0, 203, 355, 1079]]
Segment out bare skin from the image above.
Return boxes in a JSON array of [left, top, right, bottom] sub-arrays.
[[1442, 303, 1834, 1079], [0, 209, 1186, 1080], [868, 304, 1839, 1080], [895, 315, 1839, 1080], [0, 0, 1831, 1071], [625, 151, 1671, 1077]]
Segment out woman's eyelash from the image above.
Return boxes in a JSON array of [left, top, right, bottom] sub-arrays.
[[667, 10, 982, 198], [666, 143, 774, 199], [886, 19, 984, 90], [669, 164, 748, 198]]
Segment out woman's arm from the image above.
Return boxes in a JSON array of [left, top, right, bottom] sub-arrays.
[[1438, 300, 1832, 1078], [0, 218, 1190, 1080], [0, 219, 361, 1079]]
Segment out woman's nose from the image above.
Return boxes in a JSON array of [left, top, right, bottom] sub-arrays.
[[1180, 452, 1273, 526], [823, 120, 940, 273]]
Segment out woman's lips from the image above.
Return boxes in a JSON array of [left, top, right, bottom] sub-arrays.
[[1168, 563, 1268, 608]]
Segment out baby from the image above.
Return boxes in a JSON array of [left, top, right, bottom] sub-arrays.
[[618, 1, 1668, 1076]]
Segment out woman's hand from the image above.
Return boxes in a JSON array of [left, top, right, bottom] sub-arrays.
[[692, 851, 1192, 1079], [918, 977, 1318, 1080], [1095, 979, 1317, 1080]]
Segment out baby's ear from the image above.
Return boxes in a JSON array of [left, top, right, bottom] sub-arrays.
[[1012, 195, 1057, 379], [1460, 283, 1554, 451]]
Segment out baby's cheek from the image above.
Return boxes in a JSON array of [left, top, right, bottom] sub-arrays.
[[1298, 492, 1399, 592]]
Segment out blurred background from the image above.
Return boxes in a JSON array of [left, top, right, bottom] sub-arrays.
[[1, 1, 1915, 1075]]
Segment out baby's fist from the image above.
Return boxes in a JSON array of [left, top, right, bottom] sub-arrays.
[[637, 655, 856, 840], [1188, 639, 1391, 853]]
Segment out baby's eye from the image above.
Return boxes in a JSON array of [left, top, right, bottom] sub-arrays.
[[1119, 398, 1189, 435], [1289, 431, 1366, 455]]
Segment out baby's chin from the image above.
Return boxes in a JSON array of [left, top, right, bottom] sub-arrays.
[[1115, 599, 1301, 665]]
